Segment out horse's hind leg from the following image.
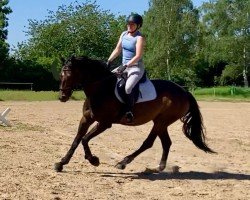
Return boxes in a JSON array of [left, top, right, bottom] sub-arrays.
[[116, 123, 172, 172], [82, 122, 111, 166], [54, 113, 94, 172], [116, 126, 158, 170]]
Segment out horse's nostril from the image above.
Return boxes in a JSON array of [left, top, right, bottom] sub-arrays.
[[59, 92, 70, 102]]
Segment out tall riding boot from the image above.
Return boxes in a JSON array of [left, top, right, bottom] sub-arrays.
[[124, 92, 135, 123]]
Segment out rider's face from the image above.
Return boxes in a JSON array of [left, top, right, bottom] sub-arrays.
[[127, 22, 137, 33]]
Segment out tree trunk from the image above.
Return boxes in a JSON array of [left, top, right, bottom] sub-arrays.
[[243, 46, 249, 87], [243, 69, 248, 88]]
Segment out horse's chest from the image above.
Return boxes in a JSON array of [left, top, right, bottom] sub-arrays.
[[89, 98, 119, 119]]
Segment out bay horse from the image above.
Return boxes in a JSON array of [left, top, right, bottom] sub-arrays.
[[55, 56, 215, 172]]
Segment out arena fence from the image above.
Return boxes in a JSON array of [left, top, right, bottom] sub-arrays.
[[0, 82, 33, 90]]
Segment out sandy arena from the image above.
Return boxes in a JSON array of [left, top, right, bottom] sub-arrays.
[[0, 101, 249, 200]]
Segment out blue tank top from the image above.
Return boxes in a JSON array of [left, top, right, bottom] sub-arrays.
[[121, 31, 143, 65]]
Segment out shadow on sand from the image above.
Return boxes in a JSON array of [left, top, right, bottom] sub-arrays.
[[86, 171, 250, 181]]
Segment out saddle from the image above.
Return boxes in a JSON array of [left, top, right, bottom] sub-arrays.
[[115, 72, 157, 104]]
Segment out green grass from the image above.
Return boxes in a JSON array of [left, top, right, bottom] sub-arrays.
[[0, 90, 85, 101], [0, 87, 249, 101], [192, 87, 250, 101]]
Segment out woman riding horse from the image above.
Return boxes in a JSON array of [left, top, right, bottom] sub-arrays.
[[107, 13, 145, 123], [55, 55, 215, 172]]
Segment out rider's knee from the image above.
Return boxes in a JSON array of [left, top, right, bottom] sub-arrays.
[[125, 86, 132, 94]]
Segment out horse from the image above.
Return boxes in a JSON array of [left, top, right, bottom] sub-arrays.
[[55, 56, 215, 172]]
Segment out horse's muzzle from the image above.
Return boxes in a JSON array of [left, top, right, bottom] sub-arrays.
[[59, 94, 69, 102], [59, 89, 72, 102]]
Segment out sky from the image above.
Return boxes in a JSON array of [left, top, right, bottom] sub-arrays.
[[7, 0, 208, 48]]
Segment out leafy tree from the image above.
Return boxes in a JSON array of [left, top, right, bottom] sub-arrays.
[[143, 0, 199, 86], [1, 57, 58, 90], [16, 1, 125, 71], [220, 64, 242, 85], [200, 0, 250, 87], [0, 0, 12, 68], [9, 1, 126, 90]]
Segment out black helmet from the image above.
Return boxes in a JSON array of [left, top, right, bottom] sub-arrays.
[[126, 13, 143, 28]]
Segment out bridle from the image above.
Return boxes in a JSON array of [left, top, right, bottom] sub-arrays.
[[59, 67, 73, 93]]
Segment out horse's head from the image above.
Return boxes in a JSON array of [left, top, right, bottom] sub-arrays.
[[59, 55, 114, 102], [59, 56, 80, 102]]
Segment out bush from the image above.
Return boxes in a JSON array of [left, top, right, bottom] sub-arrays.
[[0, 58, 59, 91], [220, 64, 243, 85]]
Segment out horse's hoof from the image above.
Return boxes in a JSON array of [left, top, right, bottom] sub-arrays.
[[144, 167, 160, 174], [89, 156, 100, 166], [54, 162, 63, 172], [115, 162, 126, 170]]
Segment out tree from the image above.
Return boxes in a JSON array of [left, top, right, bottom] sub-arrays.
[[16, 1, 125, 70], [220, 64, 242, 85], [0, 0, 12, 68], [200, 0, 250, 87], [143, 0, 199, 86], [8, 1, 126, 90]]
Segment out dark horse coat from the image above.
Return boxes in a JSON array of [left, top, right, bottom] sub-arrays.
[[55, 56, 215, 172]]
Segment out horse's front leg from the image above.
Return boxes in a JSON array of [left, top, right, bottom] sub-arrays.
[[54, 111, 94, 172], [156, 130, 172, 171], [82, 122, 111, 166]]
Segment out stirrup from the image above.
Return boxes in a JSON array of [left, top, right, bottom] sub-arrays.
[[125, 111, 134, 123]]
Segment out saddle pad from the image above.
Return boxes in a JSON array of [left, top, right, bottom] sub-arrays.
[[115, 78, 157, 103]]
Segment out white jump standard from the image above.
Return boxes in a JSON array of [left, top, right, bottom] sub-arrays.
[[0, 108, 11, 127]]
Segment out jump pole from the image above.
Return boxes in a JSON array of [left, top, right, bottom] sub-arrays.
[[0, 108, 11, 127]]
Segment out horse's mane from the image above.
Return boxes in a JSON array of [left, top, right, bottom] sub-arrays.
[[73, 56, 110, 72], [69, 56, 114, 81]]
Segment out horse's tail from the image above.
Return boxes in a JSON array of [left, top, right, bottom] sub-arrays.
[[181, 92, 216, 153]]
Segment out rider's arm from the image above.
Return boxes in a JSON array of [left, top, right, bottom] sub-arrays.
[[126, 36, 145, 67], [108, 35, 122, 62]]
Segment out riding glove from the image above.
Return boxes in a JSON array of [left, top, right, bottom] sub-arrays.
[[117, 64, 127, 74]]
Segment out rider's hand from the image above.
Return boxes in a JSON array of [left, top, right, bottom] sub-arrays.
[[117, 64, 127, 74]]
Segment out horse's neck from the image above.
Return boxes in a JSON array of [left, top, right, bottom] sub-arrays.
[[75, 58, 116, 97], [82, 72, 116, 98]]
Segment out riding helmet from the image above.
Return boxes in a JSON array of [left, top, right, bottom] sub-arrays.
[[126, 13, 143, 28]]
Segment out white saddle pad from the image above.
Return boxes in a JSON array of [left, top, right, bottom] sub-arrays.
[[115, 78, 157, 103]]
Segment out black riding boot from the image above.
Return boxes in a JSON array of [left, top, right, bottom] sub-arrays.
[[124, 92, 135, 123]]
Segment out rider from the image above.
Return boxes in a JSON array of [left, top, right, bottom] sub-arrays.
[[107, 13, 145, 123]]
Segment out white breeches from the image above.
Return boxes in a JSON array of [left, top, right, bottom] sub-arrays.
[[124, 64, 145, 94]]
